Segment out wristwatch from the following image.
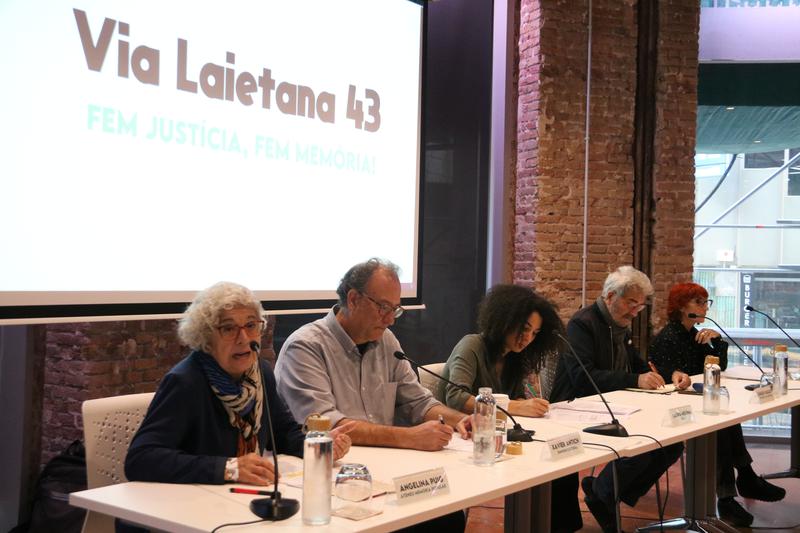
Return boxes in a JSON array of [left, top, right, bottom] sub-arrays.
[[224, 457, 239, 482]]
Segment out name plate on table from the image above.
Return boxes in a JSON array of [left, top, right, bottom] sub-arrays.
[[752, 384, 775, 403], [662, 405, 693, 427], [542, 432, 584, 460], [393, 467, 450, 504]]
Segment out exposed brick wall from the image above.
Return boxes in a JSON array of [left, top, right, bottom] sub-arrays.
[[515, 0, 698, 329], [40, 317, 276, 464], [650, 0, 700, 330]]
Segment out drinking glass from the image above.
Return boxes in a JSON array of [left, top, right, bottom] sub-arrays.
[[333, 463, 372, 509], [789, 347, 800, 381], [494, 418, 507, 458]]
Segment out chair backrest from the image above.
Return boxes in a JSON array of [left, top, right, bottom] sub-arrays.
[[419, 363, 446, 396], [80, 392, 154, 533], [82, 392, 154, 490]]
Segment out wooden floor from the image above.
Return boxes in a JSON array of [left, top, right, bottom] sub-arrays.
[[465, 443, 800, 532]]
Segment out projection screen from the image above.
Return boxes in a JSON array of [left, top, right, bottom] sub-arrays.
[[0, 0, 425, 323]]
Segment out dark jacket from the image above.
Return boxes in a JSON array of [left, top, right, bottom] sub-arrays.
[[125, 351, 304, 484], [648, 320, 729, 379], [550, 302, 649, 402]]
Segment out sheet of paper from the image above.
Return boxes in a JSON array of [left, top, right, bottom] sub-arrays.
[[625, 384, 676, 394], [549, 399, 641, 416], [547, 409, 621, 424], [722, 365, 762, 381], [444, 436, 474, 453]]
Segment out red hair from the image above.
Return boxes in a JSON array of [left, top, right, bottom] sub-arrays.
[[667, 282, 708, 322]]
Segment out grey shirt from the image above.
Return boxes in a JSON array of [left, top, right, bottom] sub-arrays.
[[437, 334, 502, 411], [274, 307, 440, 429]]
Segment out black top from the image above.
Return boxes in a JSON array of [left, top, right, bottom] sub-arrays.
[[550, 302, 649, 403], [125, 351, 304, 484], [648, 320, 729, 378]]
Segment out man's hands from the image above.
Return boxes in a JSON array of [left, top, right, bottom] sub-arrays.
[[330, 421, 356, 461], [637, 371, 666, 390], [406, 420, 455, 451], [236, 452, 277, 486]]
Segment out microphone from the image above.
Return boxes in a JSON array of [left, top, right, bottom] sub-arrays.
[[744, 305, 800, 348], [248, 340, 299, 521], [393, 351, 534, 442], [554, 331, 629, 438], [687, 314, 764, 374]]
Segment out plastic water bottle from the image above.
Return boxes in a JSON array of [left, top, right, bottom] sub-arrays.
[[703, 356, 721, 415], [773, 344, 789, 396], [473, 387, 496, 466], [302, 414, 333, 525]]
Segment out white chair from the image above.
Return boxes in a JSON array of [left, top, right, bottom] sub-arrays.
[[81, 392, 154, 533], [419, 362, 446, 396]]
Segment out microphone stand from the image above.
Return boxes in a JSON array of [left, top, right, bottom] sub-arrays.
[[745, 305, 800, 348], [741, 307, 800, 480], [554, 332, 628, 437], [247, 341, 299, 521], [393, 351, 534, 442]]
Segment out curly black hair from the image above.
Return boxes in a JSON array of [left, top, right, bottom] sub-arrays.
[[477, 284, 564, 391]]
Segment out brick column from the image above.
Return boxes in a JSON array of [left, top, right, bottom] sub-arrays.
[[515, 0, 698, 328]]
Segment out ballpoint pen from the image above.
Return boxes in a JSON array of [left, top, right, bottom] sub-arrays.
[[438, 414, 445, 425], [524, 382, 538, 398]]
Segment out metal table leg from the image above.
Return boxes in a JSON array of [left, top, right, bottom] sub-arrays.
[[504, 482, 550, 533], [763, 404, 800, 479]]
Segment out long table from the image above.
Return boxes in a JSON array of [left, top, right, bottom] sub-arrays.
[[70, 375, 800, 532]]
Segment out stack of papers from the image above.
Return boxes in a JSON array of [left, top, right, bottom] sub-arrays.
[[548, 399, 641, 423]]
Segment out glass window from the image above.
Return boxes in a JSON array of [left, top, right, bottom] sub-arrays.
[[744, 150, 784, 169], [788, 148, 800, 196]]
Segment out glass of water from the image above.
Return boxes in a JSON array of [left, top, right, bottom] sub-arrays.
[[333, 463, 374, 517], [494, 418, 507, 458], [789, 347, 800, 381]]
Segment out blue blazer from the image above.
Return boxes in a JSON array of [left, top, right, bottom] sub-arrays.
[[125, 351, 304, 484]]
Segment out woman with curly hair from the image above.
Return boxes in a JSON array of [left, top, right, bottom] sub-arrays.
[[437, 284, 563, 416], [437, 284, 579, 532], [649, 282, 785, 527]]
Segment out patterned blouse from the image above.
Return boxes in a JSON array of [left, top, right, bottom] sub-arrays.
[[648, 320, 729, 379]]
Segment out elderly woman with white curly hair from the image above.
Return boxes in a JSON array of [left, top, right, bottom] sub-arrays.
[[125, 281, 353, 486]]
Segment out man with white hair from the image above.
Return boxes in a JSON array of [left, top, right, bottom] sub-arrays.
[[550, 266, 686, 533]]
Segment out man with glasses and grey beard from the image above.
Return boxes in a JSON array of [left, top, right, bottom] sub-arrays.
[[549, 266, 686, 533], [275, 258, 471, 451]]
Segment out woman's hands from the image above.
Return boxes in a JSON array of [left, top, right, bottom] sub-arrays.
[[236, 421, 356, 486], [237, 452, 276, 485], [509, 398, 550, 417], [694, 328, 721, 345]]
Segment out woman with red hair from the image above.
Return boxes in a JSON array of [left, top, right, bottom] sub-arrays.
[[649, 282, 785, 527]]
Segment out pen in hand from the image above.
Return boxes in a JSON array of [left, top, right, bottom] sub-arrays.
[[524, 382, 538, 398], [438, 414, 445, 425], [647, 361, 665, 388]]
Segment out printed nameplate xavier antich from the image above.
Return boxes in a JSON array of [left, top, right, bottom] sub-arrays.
[[393, 467, 450, 504], [544, 432, 584, 460]]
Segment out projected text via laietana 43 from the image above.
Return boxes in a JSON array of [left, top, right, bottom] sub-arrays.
[[73, 9, 381, 132]]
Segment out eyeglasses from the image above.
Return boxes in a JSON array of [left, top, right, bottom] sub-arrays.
[[693, 298, 713, 308], [623, 297, 651, 311], [361, 292, 404, 318], [215, 320, 265, 340]]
